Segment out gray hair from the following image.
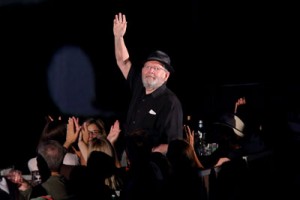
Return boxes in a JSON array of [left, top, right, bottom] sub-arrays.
[[37, 140, 65, 172]]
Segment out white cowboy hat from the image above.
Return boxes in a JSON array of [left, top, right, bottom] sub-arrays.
[[214, 113, 245, 137]]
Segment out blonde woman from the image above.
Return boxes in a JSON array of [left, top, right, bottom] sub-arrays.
[[78, 136, 123, 193]]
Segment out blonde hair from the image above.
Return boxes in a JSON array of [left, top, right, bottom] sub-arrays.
[[88, 137, 113, 157], [88, 138, 122, 190]]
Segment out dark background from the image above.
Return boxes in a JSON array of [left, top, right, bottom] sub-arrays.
[[0, 0, 298, 181]]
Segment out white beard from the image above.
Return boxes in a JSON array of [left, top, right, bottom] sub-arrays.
[[142, 76, 163, 91]]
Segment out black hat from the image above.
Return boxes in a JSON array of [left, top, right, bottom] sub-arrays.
[[145, 50, 174, 73]]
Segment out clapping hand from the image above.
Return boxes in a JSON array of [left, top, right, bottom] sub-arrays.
[[184, 125, 195, 148], [107, 120, 121, 145]]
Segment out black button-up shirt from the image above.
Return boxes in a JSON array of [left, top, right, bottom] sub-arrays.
[[125, 66, 183, 148]]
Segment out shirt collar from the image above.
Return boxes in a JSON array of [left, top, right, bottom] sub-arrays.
[[148, 83, 167, 98], [0, 177, 9, 194]]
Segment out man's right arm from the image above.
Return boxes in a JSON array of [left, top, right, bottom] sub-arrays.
[[113, 12, 131, 79]]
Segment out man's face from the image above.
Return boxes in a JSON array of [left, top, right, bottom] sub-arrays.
[[142, 60, 169, 90]]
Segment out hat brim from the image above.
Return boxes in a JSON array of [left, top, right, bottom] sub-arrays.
[[145, 57, 174, 73], [213, 122, 245, 137]]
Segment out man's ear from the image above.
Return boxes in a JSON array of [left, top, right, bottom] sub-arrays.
[[163, 71, 170, 81]]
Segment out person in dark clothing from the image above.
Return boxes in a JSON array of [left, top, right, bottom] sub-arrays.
[[202, 96, 266, 168], [0, 175, 25, 200], [121, 129, 166, 200], [204, 97, 268, 200], [113, 12, 183, 155], [164, 139, 207, 200]]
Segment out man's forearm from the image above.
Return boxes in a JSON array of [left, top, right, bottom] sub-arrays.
[[114, 36, 130, 78]]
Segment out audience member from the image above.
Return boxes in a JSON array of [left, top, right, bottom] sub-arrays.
[[69, 150, 119, 200], [19, 140, 76, 199], [211, 97, 266, 167], [163, 138, 207, 200], [28, 117, 80, 173], [121, 129, 166, 200], [0, 172, 25, 200], [76, 136, 123, 190]]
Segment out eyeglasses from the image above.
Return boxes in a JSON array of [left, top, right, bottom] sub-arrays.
[[143, 65, 166, 72], [88, 130, 100, 136]]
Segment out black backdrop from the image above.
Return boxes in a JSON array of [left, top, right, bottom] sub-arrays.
[[0, 0, 297, 174]]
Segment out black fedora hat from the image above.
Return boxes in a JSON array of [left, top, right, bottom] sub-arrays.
[[145, 50, 175, 73]]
